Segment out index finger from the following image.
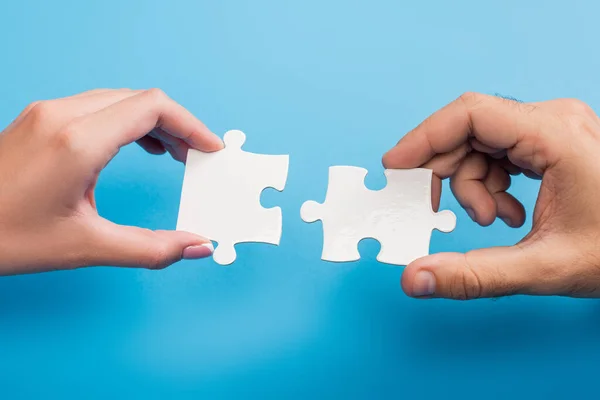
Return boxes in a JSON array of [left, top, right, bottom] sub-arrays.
[[382, 92, 551, 171], [70, 88, 223, 161]]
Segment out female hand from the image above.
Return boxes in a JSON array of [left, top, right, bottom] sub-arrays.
[[383, 92, 600, 300], [0, 88, 222, 276]]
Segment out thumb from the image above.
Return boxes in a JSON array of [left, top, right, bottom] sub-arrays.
[[85, 218, 214, 269], [401, 245, 545, 300]]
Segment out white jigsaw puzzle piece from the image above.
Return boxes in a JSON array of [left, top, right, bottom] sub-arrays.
[[301, 166, 370, 262], [300, 166, 456, 266], [177, 130, 289, 265]]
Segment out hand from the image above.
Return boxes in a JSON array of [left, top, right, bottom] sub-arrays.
[[383, 92, 600, 300], [0, 88, 223, 276]]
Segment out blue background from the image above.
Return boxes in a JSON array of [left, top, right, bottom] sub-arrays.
[[1, 0, 599, 398]]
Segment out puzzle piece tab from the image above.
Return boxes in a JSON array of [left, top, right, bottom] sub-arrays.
[[177, 130, 289, 265], [300, 166, 456, 265]]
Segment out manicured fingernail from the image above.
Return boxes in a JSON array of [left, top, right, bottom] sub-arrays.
[[183, 242, 214, 260], [413, 270, 436, 297], [466, 208, 476, 220]]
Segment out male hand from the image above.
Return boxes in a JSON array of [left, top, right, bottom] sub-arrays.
[[383, 92, 600, 300], [0, 89, 222, 275]]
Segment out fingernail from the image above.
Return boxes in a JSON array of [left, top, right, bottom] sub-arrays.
[[466, 208, 476, 220], [183, 242, 214, 260], [413, 270, 436, 297]]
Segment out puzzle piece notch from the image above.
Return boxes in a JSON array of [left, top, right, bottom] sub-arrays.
[[223, 129, 246, 149], [431, 210, 456, 233], [300, 166, 456, 266], [299, 200, 321, 223], [177, 129, 289, 265], [300, 166, 369, 223], [212, 241, 236, 266]]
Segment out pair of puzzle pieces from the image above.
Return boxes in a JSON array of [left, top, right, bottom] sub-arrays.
[[177, 130, 456, 266]]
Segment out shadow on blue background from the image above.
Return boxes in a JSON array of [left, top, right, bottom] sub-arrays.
[[1, 0, 600, 398]]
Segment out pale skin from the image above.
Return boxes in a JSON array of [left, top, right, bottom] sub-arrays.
[[2, 89, 600, 301], [0, 88, 221, 275]]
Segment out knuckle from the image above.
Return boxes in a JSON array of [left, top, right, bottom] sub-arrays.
[[458, 91, 482, 107], [448, 252, 516, 300], [498, 171, 511, 191], [54, 123, 79, 148], [146, 245, 172, 270], [561, 98, 595, 116], [52, 121, 90, 159], [24, 100, 42, 114], [53, 126, 75, 150], [560, 112, 597, 142], [449, 262, 484, 300], [145, 88, 168, 103], [26, 101, 54, 123], [488, 164, 511, 192]]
